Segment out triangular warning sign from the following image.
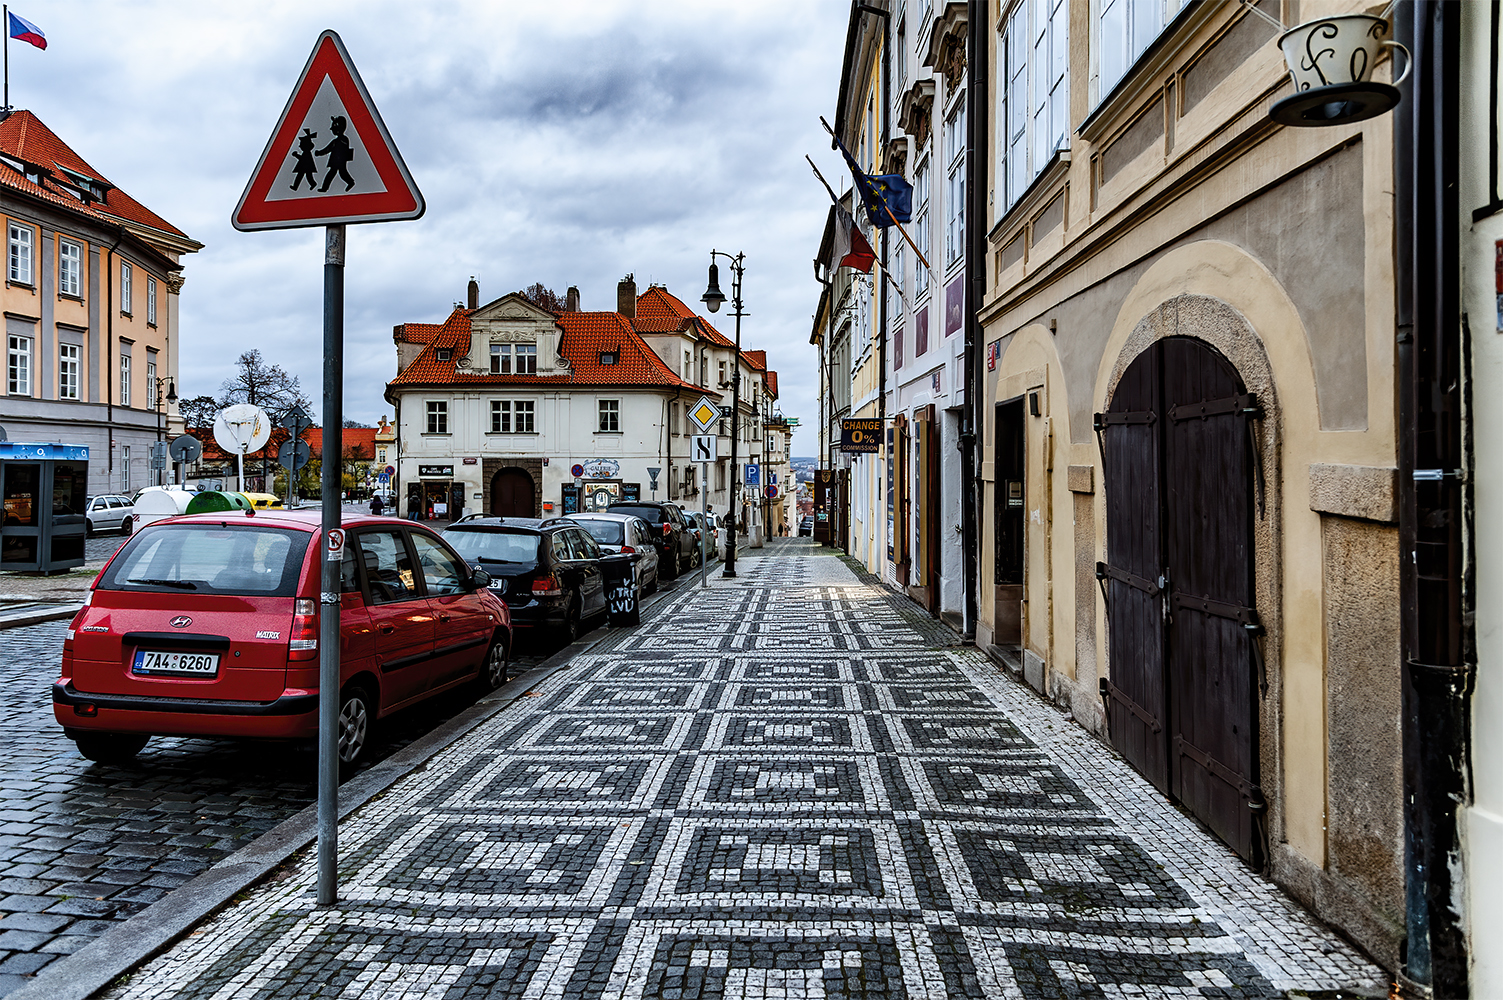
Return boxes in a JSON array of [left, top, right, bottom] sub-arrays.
[[233, 30, 424, 231]]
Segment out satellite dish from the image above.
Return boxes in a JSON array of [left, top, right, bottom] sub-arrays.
[[168, 433, 203, 463], [213, 404, 272, 455]]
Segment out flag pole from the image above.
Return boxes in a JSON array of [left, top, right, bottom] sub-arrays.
[[5, 5, 10, 112], [807, 155, 909, 307], [817, 116, 933, 273]]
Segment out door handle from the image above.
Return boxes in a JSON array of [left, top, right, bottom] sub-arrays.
[[438, 613, 451, 623], [378, 623, 396, 635]]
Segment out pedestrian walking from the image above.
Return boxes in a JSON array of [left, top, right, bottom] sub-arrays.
[[369, 495, 384, 516]]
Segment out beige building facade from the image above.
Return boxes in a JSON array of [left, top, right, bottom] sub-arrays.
[[975, 0, 1404, 968]]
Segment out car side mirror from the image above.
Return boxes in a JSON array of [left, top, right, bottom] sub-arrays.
[[471, 567, 492, 590]]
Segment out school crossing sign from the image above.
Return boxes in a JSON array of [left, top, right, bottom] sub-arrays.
[[232, 30, 425, 231]]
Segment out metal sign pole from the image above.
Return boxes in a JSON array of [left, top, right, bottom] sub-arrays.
[[316, 224, 345, 906], [700, 462, 709, 589]]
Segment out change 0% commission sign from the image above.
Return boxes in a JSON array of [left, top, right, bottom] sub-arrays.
[[841, 418, 882, 453]]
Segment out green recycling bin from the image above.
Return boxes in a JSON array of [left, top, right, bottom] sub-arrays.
[[184, 490, 254, 515]]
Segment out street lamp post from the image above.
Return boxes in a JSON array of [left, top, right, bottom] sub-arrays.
[[153, 376, 177, 485], [702, 250, 744, 578]]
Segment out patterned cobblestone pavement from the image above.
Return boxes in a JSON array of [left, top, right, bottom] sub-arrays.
[[102, 540, 1386, 999]]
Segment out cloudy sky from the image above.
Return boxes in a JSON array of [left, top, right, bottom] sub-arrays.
[[15, 0, 850, 455]]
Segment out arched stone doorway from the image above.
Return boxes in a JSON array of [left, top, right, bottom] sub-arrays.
[[490, 467, 535, 517], [1099, 335, 1263, 865]]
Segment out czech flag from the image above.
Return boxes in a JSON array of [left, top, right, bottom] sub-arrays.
[[7, 12, 45, 51]]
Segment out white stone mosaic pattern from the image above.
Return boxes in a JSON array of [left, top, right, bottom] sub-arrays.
[[102, 540, 1387, 999]]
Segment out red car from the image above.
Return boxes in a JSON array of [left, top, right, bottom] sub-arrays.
[[52, 510, 511, 768]]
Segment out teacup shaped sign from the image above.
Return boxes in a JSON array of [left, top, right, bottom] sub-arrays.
[[1270, 13, 1411, 127]]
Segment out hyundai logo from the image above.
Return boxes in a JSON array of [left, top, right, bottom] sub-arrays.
[[169, 616, 192, 629]]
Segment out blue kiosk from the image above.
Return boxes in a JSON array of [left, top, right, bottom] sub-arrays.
[[0, 442, 89, 573]]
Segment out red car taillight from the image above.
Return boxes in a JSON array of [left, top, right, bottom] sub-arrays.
[[532, 575, 564, 597], [289, 598, 318, 661], [620, 545, 636, 554], [662, 522, 671, 535]]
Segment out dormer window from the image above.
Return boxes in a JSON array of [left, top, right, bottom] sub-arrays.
[[515, 344, 538, 374], [437, 348, 452, 362], [491, 343, 510, 373], [599, 351, 618, 365]]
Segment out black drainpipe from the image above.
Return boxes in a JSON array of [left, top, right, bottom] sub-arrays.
[[959, 1, 985, 642], [1395, 2, 1473, 995]]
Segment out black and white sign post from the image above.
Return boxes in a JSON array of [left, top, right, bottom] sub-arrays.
[[691, 433, 716, 589], [233, 30, 424, 906]]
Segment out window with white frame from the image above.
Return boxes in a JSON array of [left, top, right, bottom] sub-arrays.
[[7, 335, 31, 395], [148, 276, 158, 325], [998, 0, 1069, 215], [914, 160, 931, 297], [490, 400, 533, 433], [147, 357, 157, 405], [490, 343, 510, 374], [426, 400, 448, 433], [58, 239, 81, 297], [58, 343, 78, 399], [121, 445, 131, 492], [895, 245, 906, 299], [717, 360, 727, 386], [945, 101, 967, 267], [1099, 0, 1182, 97], [515, 344, 537, 374], [684, 350, 692, 381], [598, 399, 620, 433], [120, 261, 133, 314], [120, 353, 131, 406], [8, 223, 32, 284]]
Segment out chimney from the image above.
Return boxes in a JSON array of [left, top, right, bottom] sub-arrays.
[[617, 274, 637, 319], [566, 285, 580, 312], [466, 276, 479, 310]]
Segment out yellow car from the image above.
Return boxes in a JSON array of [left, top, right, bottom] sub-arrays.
[[240, 492, 285, 510]]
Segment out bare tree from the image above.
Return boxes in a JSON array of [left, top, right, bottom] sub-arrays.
[[178, 394, 219, 430], [218, 350, 311, 418], [342, 418, 371, 428], [218, 351, 312, 489], [519, 282, 567, 313]]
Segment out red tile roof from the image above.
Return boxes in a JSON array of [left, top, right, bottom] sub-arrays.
[[386, 302, 708, 393], [765, 371, 779, 398], [0, 111, 193, 245], [635, 285, 738, 348], [743, 350, 767, 371], [188, 426, 377, 464]]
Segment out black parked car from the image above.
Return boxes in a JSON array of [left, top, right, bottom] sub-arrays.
[[443, 517, 617, 643], [606, 501, 696, 577]]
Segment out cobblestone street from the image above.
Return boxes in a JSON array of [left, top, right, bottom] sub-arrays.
[[99, 539, 1385, 999]]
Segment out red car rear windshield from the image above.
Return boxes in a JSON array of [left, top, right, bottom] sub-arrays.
[[98, 524, 309, 597]]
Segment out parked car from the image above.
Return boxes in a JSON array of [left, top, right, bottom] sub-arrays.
[[567, 513, 660, 599], [443, 517, 616, 642], [684, 511, 720, 563], [84, 494, 135, 535], [799, 515, 814, 536], [605, 501, 696, 577], [52, 511, 511, 768]]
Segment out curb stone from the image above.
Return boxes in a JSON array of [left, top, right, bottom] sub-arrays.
[[3, 579, 689, 1000], [0, 603, 83, 631]]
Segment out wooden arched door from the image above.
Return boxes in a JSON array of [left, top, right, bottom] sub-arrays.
[[1097, 336, 1263, 864], [490, 468, 535, 517]]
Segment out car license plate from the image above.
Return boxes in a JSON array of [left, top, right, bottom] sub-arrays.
[[132, 650, 220, 677]]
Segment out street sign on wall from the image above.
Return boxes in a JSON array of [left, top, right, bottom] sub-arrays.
[[692, 435, 717, 462], [233, 31, 425, 231], [744, 463, 760, 486]]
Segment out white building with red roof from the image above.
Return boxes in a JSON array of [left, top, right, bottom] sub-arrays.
[[384, 277, 786, 532], [0, 110, 202, 495]]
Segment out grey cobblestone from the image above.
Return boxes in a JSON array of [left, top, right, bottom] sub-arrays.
[[100, 539, 1386, 999]]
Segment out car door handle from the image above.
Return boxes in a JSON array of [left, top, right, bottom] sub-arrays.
[[378, 623, 396, 634], [438, 613, 451, 623]]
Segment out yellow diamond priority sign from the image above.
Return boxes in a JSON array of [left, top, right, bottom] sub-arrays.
[[688, 396, 720, 432]]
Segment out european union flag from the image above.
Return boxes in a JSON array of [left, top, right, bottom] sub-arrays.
[[833, 133, 913, 228]]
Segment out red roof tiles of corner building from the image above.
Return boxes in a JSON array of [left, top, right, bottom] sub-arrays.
[[0, 111, 191, 241], [765, 371, 779, 397], [634, 285, 736, 347], [743, 350, 767, 371], [386, 305, 709, 391]]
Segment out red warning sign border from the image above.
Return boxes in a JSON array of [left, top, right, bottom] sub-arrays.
[[232, 30, 425, 231]]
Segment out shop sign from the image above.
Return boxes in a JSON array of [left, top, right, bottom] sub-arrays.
[[840, 418, 881, 453], [418, 465, 453, 477], [462, 457, 477, 465], [582, 458, 620, 478]]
